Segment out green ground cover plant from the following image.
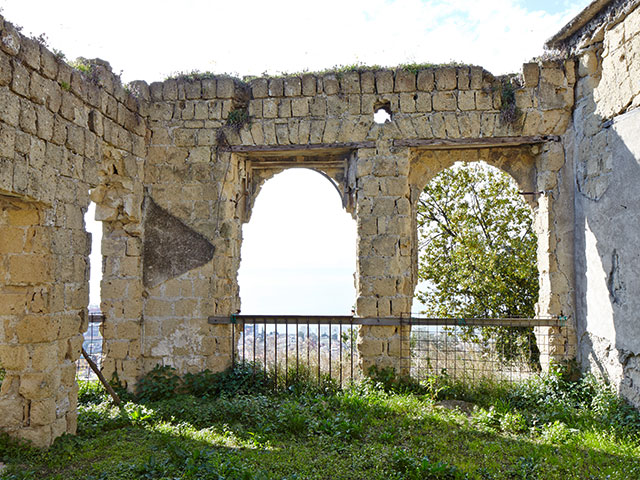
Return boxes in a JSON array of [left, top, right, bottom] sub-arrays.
[[1, 365, 639, 479]]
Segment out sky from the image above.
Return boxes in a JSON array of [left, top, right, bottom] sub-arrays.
[[0, 0, 591, 314]]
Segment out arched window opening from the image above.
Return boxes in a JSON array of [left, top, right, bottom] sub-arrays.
[[237, 168, 358, 384], [412, 161, 540, 380], [239, 169, 356, 314]]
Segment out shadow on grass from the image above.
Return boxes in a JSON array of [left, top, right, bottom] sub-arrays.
[[2, 387, 639, 480]]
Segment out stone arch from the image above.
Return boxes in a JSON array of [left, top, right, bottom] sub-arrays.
[[238, 166, 358, 315], [236, 147, 358, 224], [407, 142, 575, 368], [408, 145, 539, 303]]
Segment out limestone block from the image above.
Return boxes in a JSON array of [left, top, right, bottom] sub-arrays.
[[31, 341, 60, 370], [0, 397, 23, 429], [262, 98, 277, 118], [356, 296, 377, 318], [541, 66, 566, 87], [395, 70, 415, 92], [432, 91, 457, 111], [458, 91, 475, 110], [278, 98, 292, 117], [184, 80, 202, 99], [375, 70, 394, 94], [0, 86, 20, 126], [305, 97, 325, 118], [0, 344, 28, 370], [459, 112, 481, 137], [522, 63, 540, 87], [474, 90, 492, 110], [377, 298, 391, 316], [0, 22, 20, 56], [360, 71, 375, 93], [443, 113, 461, 138], [435, 67, 457, 90], [515, 89, 533, 109], [358, 338, 385, 357], [16, 425, 53, 448], [161, 79, 177, 101], [19, 371, 58, 400], [284, 76, 302, 96], [8, 255, 51, 286], [39, 47, 58, 80], [480, 113, 496, 136], [187, 146, 211, 163], [372, 235, 397, 256], [540, 109, 570, 135], [323, 74, 339, 95], [275, 123, 289, 144], [107, 340, 129, 359], [391, 297, 411, 316], [268, 78, 284, 97], [30, 398, 56, 426], [399, 93, 416, 113], [249, 78, 267, 99], [301, 74, 317, 96], [457, 67, 470, 90]]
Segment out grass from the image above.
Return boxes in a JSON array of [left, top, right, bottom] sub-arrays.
[[165, 61, 478, 84], [1, 365, 639, 479]]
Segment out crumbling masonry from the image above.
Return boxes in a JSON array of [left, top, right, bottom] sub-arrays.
[[0, 0, 639, 447]]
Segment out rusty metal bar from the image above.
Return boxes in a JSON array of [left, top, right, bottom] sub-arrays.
[[210, 315, 568, 328]]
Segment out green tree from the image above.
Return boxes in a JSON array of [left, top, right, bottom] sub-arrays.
[[416, 162, 540, 367]]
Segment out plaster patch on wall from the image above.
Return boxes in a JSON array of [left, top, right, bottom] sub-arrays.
[[150, 322, 204, 358], [142, 196, 215, 287]]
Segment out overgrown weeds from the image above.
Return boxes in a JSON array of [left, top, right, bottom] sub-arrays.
[[1, 365, 639, 479]]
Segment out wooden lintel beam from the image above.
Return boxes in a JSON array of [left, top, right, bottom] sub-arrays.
[[223, 141, 375, 154], [394, 135, 560, 150]]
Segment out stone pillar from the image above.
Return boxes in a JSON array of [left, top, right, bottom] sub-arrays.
[[0, 196, 85, 447], [534, 141, 576, 368], [93, 146, 144, 389], [98, 222, 143, 388], [355, 143, 413, 375]]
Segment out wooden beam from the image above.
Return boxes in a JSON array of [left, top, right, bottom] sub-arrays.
[[223, 141, 375, 155], [394, 135, 560, 150], [81, 347, 121, 406]]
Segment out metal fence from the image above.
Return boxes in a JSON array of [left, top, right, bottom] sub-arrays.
[[75, 314, 572, 385], [408, 317, 571, 383], [76, 312, 104, 380], [210, 315, 573, 387], [229, 316, 361, 388]]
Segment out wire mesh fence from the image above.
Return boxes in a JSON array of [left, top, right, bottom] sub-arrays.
[[408, 317, 572, 383], [74, 314, 571, 385], [230, 316, 362, 389], [76, 312, 104, 380], [216, 315, 573, 388]]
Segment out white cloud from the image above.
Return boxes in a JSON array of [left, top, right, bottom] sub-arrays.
[[0, 0, 588, 82]]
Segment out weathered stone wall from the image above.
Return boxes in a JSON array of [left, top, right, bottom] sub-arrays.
[[0, 8, 584, 446], [0, 15, 146, 446], [133, 61, 576, 376], [562, 1, 640, 407]]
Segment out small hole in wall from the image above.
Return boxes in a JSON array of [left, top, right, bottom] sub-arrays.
[[374, 105, 392, 124]]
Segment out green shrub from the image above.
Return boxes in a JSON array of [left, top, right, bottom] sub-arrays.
[[136, 365, 181, 401], [77, 379, 108, 405]]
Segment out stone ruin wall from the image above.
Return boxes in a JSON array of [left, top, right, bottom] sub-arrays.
[[138, 61, 576, 377], [0, 11, 583, 447], [557, 0, 640, 406], [0, 16, 147, 446]]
